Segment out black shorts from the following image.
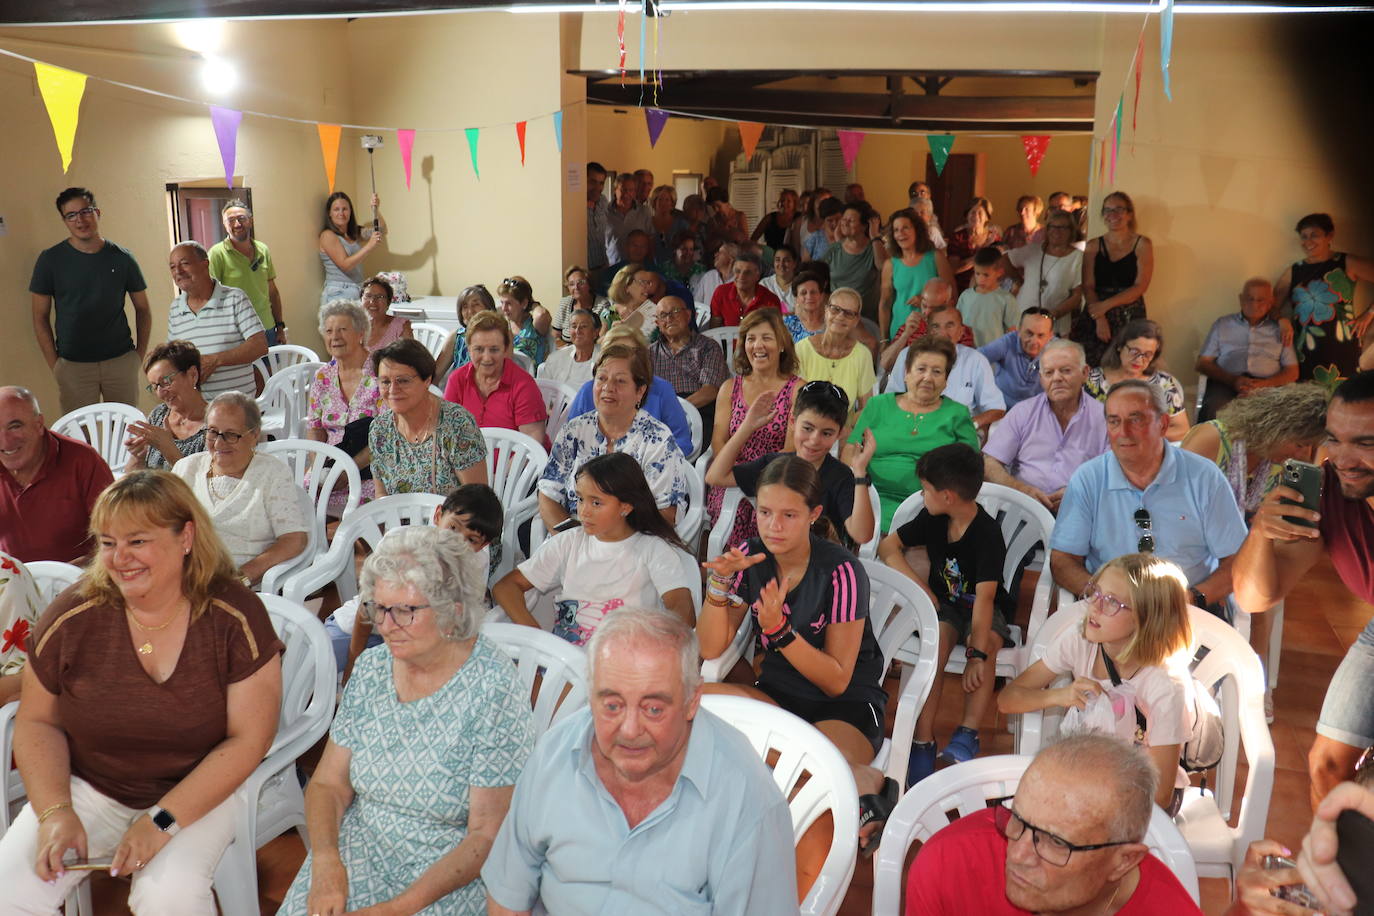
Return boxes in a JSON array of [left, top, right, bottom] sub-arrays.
[[756, 680, 885, 752], [937, 601, 1014, 648]]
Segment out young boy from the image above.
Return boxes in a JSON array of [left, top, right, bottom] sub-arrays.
[[957, 246, 1020, 347], [877, 442, 1014, 785], [329, 483, 504, 678], [704, 379, 876, 548]]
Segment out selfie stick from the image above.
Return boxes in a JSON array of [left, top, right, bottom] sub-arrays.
[[361, 134, 384, 233]]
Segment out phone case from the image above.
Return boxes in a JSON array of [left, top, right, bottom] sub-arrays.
[[1336, 809, 1374, 915], [1279, 459, 1322, 528]]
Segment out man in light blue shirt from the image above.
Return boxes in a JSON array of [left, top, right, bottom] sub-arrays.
[[483, 609, 796, 916], [980, 308, 1054, 408], [1050, 379, 1247, 616], [886, 302, 1006, 435], [1195, 278, 1298, 421]]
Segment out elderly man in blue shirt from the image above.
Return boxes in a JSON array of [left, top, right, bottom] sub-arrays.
[[1050, 379, 1248, 618], [483, 608, 797, 916], [884, 301, 1007, 436], [980, 308, 1055, 408], [1195, 277, 1298, 422]]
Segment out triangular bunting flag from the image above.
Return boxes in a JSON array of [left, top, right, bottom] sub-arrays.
[[316, 123, 341, 192], [515, 121, 528, 166], [1160, 0, 1175, 100], [209, 106, 242, 189], [34, 62, 87, 173], [397, 129, 416, 190], [738, 122, 765, 161], [645, 108, 669, 148], [552, 111, 564, 153], [837, 130, 865, 172], [1021, 136, 1051, 177], [465, 127, 480, 178], [1110, 96, 1124, 183], [927, 134, 955, 176], [1131, 31, 1146, 133]]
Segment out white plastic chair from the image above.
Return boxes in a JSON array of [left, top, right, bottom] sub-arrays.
[[51, 402, 145, 472], [410, 322, 450, 362], [872, 754, 1200, 913], [256, 361, 324, 441], [700, 694, 859, 916], [888, 481, 1056, 678], [695, 299, 711, 330], [703, 325, 741, 373], [1, 701, 21, 830], [24, 560, 80, 610], [678, 396, 704, 462], [213, 594, 336, 916], [534, 378, 578, 443], [512, 350, 535, 375], [258, 437, 363, 528], [482, 428, 549, 581], [280, 493, 445, 603], [253, 344, 321, 391], [481, 622, 589, 735], [676, 460, 707, 552]]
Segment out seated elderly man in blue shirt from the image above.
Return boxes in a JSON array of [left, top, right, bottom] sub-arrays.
[[1195, 277, 1297, 422], [483, 608, 797, 916], [982, 338, 1108, 513], [885, 302, 1006, 436], [980, 307, 1055, 408], [1049, 379, 1248, 619]]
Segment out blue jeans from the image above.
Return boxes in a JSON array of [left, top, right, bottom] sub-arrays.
[[1317, 617, 1374, 747]]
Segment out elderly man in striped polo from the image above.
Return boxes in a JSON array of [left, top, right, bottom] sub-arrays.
[[165, 241, 267, 399]]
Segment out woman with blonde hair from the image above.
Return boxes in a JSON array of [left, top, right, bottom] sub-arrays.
[[998, 552, 1194, 812], [0, 470, 283, 912]]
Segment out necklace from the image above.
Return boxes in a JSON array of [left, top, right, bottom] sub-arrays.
[[126, 605, 185, 656], [402, 398, 436, 444]]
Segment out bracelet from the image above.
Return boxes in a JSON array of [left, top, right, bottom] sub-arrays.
[[762, 618, 790, 637], [37, 802, 72, 824]]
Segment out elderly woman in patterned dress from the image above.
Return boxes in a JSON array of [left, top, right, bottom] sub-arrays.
[[307, 299, 381, 514], [281, 525, 535, 915]]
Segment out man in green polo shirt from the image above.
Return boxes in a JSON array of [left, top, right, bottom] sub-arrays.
[[208, 199, 288, 345]]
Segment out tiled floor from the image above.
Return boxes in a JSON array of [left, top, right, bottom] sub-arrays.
[[87, 556, 1368, 915]]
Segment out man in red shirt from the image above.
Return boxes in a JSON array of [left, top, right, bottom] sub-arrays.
[[0, 386, 113, 563], [708, 251, 781, 328], [906, 734, 1202, 916]]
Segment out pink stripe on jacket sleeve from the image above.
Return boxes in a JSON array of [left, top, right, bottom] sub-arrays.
[[830, 561, 859, 624]]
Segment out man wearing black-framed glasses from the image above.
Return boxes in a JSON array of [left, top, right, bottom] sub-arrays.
[[208, 200, 288, 346], [1050, 379, 1247, 620], [907, 733, 1202, 915]]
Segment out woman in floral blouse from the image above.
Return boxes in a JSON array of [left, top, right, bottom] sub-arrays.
[[307, 299, 382, 514], [0, 551, 41, 704]]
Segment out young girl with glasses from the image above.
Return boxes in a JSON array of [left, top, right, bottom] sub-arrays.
[[998, 552, 1194, 811]]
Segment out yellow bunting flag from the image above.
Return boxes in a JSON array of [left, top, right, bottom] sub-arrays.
[[34, 62, 87, 173], [317, 123, 342, 192]]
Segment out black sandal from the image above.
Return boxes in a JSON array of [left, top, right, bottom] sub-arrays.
[[857, 776, 900, 858]]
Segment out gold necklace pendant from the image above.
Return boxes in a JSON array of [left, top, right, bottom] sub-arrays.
[[138, 642, 154, 655]]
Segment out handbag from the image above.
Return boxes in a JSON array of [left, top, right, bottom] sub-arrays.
[[339, 415, 374, 482]]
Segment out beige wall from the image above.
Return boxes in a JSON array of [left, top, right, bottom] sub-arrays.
[[0, 20, 354, 414], [587, 105, 728, 189]]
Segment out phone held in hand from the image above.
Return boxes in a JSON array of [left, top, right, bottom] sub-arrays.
[[1279, 459, 1322, 528], [62, 854, 115, 872], [1261, 855, 1325, 909], [1336, 809, 1374, 915]]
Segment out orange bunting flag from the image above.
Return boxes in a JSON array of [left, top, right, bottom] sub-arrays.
[[516, 121, 528, 166], [738, 122, 765, 161], [317, 123, 342, 192]]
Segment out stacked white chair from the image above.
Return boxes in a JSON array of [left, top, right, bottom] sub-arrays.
[[872, 754, 1200, 913], [52, 402, 144, 472], [481, 623, 589, 735], [410, 322, 450, 362], [257, 361, 324, 441], [701, 694, 859, 916], [482, 428, 548, 581]]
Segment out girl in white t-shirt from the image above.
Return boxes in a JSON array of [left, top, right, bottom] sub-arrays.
[[998, 552, 1194, 811], [492, 452, 695, 646]]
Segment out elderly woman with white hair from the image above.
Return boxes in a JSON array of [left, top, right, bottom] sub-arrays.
[[281, 526, 535, 916], [307, 299, 381, 513], [171, 392, 310, 586]]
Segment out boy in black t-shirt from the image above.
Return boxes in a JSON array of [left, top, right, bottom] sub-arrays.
[[878, 442, 1013, 786]]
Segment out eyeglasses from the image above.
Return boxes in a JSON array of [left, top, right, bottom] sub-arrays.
[[205, 427, 248, 444], [995, 801, 1135, 867], [249, 254, 264, 272], [1082, 583, 1133, 617], [62, 207, 97, 223], [827, 303, 860, 320], [144, 371, 183, 394], [800, 380, 848, 404], [225, 215, 252, 225], [360, 601, 431, 627], [1134, 507, 1155, 553], [378, 375, 420, 390], [655, 308, 688, 322], [361, 292, 390, 303], [1124, 347, 1156, 363]]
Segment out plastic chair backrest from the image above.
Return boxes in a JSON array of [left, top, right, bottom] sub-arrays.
[[702, 326, 741, 370], [257, 361, 325, 440], [410, 322, 450, 361], [481, 623, 589, 734], [676, 460, 706, 551], [51, 402, 145, 471], [534, 378, 577, 442], [678, 397, 704, 461], [1, 701, 21, 830], [255, 344, 322, 390], [700, 694, 859, 916], [256, 594, 336, 759], [512, 351, 535, 374], [258, 438, 363, 529], [24, 560, 80, 610]]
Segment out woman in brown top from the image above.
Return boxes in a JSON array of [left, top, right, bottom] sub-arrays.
[[0, 470, 283, 913]]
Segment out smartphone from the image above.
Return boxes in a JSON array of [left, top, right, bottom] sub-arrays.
[[1279, 459, 1322, 528], [1337, 809, 1374, 915], [62, 855, 114, 872], [552, 517, 581, 533], [1261, 855, 1325, 910]]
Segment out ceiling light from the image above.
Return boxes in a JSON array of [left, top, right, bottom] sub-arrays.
[[201, 56, 238, 95]]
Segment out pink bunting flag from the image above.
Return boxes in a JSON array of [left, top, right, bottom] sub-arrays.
[[516, 121, 528, 166], [1021, 136, 1051, 177], [397, 129, 415, 190], [617, 0, 627, 85], [738, 122, 765, 162], [208, 106, 242, 189], [837, 130, 865, 172], [644, 108, 669, 148]]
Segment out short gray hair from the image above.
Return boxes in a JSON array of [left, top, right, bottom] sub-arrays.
[[208, 390, 262, 432], [318, 298, 369, 335], [221, 199, 251, 216], [359, 526, 487, 641], [0, 386, 41, 416], [1105, 377, 1167, 416], [587, 607, 703, 697], [921, 276, 954, 306], [1032, 733, 1156, 842], [172, 240, 209, 261], [733, 250, 763, 272], [1041, 338, 1086, 368]]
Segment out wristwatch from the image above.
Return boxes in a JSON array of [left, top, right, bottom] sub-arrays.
[[150, 806, 180, 836], [1189, 587, 1207, 608], [965, 647, 989, 662], [854, 475, 872, 487], [274, 322, 287, 331]]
